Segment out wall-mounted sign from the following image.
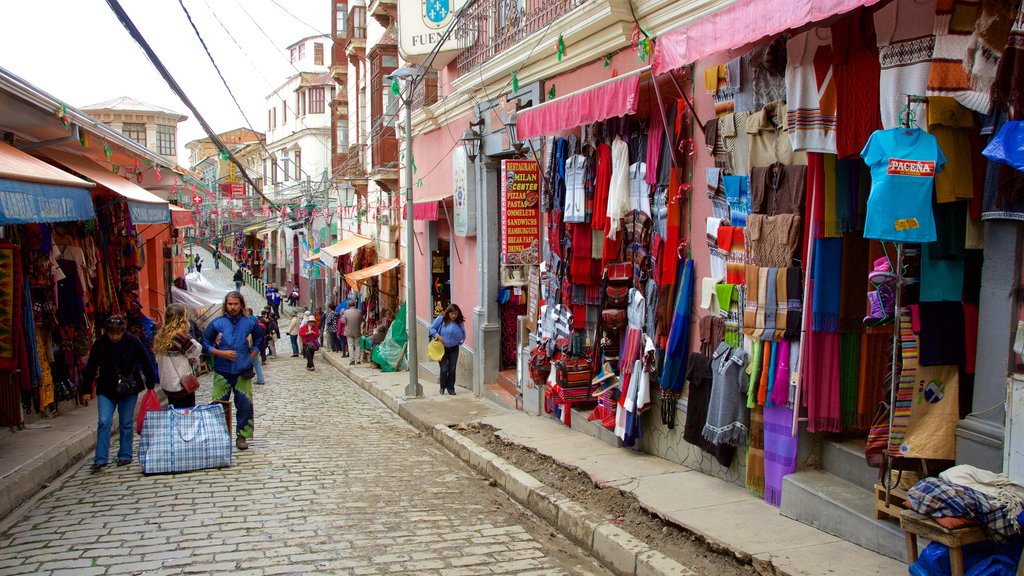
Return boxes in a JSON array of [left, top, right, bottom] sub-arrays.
[[452, 146, 476, 236], [500, 159, 540, 265], [220, 183, 245, 197], [397, 0, 470, 68]]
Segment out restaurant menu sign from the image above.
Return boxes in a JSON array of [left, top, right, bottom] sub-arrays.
[[500, 159, 540, 265]]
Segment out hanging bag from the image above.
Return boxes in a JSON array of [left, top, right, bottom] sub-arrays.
[[169, 353, 201, 396], [135, 389, 162, 434], [114, 365, 144, 396]]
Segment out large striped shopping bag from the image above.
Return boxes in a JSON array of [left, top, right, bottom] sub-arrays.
[[139, 403, 232, 474]]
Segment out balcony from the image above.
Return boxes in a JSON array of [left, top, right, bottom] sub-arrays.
[[335, 146, 368, 186], [369, 131, 398, 190], [455, 0, 584, 76], [367, 0, 396, 27], [346, 7, 368, 57]]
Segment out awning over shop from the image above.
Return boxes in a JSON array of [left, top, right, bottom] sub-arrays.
[[242, 223, 264, 234], [404, 191, 453, 221], [0, 141, 95, 224], [40, 149, 170, 224], [170, 205, 194, 228], [650, 0, 884, 75], [517, 69, 644, 140], [344, 258, 400, 290], [321, 233, 372, 258], [304, 252, 321, 262]]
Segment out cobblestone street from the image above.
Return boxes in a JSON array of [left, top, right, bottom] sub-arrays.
[[0, 258, 612, 576]]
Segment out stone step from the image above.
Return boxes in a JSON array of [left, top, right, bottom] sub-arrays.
[[821, 438, 879, 492], [570, 406, 623, 448], [418, 361, 439, 384], [781, 469, 907, 562], [483, 383, 519, 411]]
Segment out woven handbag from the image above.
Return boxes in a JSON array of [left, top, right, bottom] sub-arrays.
[[139, 403, 233, 474]]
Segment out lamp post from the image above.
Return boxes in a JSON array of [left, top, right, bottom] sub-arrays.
[[388, 66, 424, 398]]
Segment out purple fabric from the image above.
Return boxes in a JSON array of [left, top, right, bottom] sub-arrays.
[[764, 405, 799, 507]]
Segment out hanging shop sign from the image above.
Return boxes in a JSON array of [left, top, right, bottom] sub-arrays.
[[397, 0, 469, 68], [500, 159, 540, 265], [452, 146, 476, 236], [220, 183, 245, 198], [431, 249, 451, 318]]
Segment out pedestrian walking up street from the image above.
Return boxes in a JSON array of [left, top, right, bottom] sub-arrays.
[[299, 316, 320, 371], [81, 315, 155, 470], [154, 303, 201, 409], [429, 304, 467, 395], [341, 299, 364, 365], [287, 310, 302, 357], [202, 291, 264, 450]]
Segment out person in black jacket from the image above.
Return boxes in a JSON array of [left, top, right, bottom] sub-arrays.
[[81, 315, 155, 471]]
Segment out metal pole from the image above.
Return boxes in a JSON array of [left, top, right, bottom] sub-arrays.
[[403, 83, 421, 398]]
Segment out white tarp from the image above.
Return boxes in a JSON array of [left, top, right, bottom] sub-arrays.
[[171, 272, 232, 308]]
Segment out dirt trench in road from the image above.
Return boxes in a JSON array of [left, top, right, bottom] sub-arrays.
[[459, 422, 759, 576]]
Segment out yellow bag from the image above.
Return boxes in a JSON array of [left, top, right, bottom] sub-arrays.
[[427, 340, 445, 361]]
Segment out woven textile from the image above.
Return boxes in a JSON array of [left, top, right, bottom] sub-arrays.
[[811, 237, 843, 332], [764, 405, 798, 506], [139, 403, 233, 474], [0, 244, 21, 370], [908, 477, 1021, 541], [889, 311, 917, 455], [746, 406, 765, 497]]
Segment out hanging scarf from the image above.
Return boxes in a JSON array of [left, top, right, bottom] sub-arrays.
[[763, 268, 778, 341], [967, 0, 1017, 100], [839, 333, 862, 430], [760, 342, 776, 405], [764, 405, 798, 506], [811, 237, 843, 333], [838, 233, 870, 333], [743, 265, 759, 336], [822, 154, 841, 237], [747, 340, 763, 409], [770, 340, 792, 407], [785, 267, 803, 340], [857, 331, 892, 429], [834, 158, 854, 233], [747, 406, 765, 497], [774, 269, 788, 342], [807, 330, 842, 433], [660, 260, 694, 425]]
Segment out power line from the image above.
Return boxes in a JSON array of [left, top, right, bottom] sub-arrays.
[[103, 0, 272, 205], [265, 0, 330, 37]]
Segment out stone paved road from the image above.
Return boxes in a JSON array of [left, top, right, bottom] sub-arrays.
[[0, 253, 612, 576]]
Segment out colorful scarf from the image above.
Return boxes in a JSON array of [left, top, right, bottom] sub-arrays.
[[770, 340, 793, 407], [807, 329, 841, 433], [838, 233, 870, 333], [755, 267, 769, 339], [785, 267, 803, 340], [889, 311, 917, 455], [743, 265, 759, 336], [660, 260, 694, 411], [839, 333, 862, 430], [763, 268, 778, 341], [747, 340, 763, 409], [0, 244, 23, 369], [747, 406, 766, 497], [812, 237, 843, 333], [774, 268, 788, 341], [858, 331, 891, 429], [764, 405, 799, 506]]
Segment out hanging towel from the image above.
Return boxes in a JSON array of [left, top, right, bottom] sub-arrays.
[[812, 237, 843, 333], [838, 233, 870, 333], [839, 333, 862, 430]]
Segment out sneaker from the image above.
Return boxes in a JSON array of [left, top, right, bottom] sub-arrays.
[[867, 256, 896, 286], [863, 284, 896, 327], [236, 437, 249, 450]]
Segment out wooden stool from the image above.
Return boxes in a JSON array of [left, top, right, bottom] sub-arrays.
[[875, 483, 910, 520], [900, 510, 988, 576]]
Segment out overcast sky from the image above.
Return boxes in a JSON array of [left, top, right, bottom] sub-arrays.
[[1, 0, 329, 166]]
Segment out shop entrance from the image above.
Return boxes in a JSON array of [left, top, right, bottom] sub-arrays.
[[431, 239, 451, 319]]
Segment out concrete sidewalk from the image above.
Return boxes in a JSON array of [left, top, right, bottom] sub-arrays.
[[0, 403, 96, 522], [319, 351, 906, 576]]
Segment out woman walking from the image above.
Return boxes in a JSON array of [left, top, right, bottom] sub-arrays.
[[81, 315, 155, 470], [428, 304, 466, 395], [287, 311, 302, 357], [299, 316, 321, 371], [154, 303, 201, 409]]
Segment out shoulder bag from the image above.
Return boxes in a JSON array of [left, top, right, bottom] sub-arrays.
[[115, 366, 144, 396], [169, 353, 201, 396]]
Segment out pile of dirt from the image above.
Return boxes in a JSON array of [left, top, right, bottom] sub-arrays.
[[459, 422, 757, 576]]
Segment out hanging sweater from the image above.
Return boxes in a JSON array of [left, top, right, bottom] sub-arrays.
[[702, 342, 750, 446]]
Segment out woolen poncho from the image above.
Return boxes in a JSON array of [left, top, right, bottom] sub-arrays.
[[702, 342, 749, 446]]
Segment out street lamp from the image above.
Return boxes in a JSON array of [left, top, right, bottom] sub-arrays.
[[461, 115, 483, 162], [504, 108, 524, 154], [386, 65, 424, 398]]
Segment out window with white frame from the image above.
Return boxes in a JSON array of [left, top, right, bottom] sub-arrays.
[[156, 125, 175, 155], [122, 123, 146, 146]]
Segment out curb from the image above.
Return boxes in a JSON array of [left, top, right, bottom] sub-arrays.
[[319, 350, 696, 576], [0, 426, 95, 522]]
